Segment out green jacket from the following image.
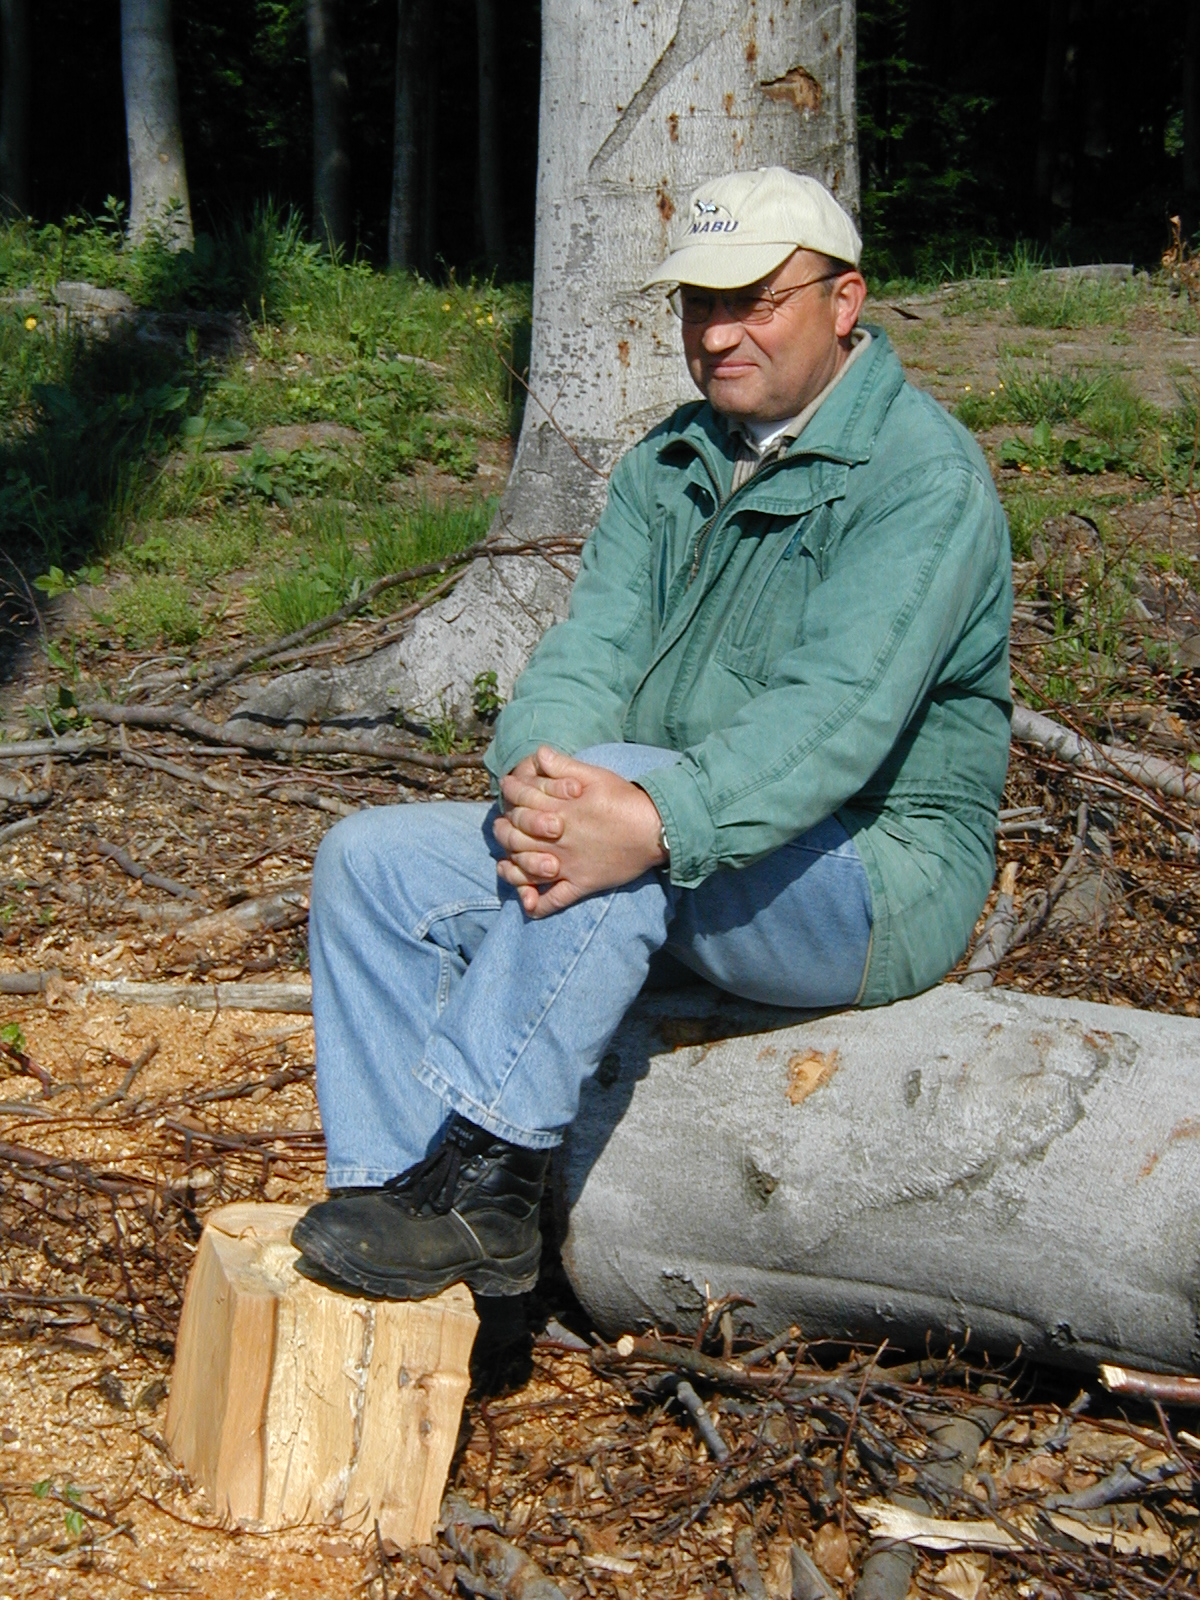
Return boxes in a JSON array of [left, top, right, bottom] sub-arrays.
[[486, 329, 1012, 1006]]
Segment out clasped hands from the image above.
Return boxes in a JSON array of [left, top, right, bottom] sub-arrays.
[[493, 746, 668, 918]]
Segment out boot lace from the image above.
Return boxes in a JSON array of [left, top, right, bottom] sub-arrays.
[[384, 1115, 491, 1215]]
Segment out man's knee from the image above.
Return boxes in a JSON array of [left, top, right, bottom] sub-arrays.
[[575, 742, 681, 783]]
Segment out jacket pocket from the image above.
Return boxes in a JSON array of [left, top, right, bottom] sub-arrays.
[[714, 529, 818, 684]]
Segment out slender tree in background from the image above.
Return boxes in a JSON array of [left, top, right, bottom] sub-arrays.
[[1035, 0, 1069, 214], [119, 0, 193, 248], [306, 0, 351, 253], [389, 0, 420, 269], [0, 0, 29, 215], [476, 0, 505, 269], [1185, 0, 1199, 236]]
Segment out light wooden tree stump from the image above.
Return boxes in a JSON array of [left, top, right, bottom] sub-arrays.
[[165, 1202, 478, 1545]]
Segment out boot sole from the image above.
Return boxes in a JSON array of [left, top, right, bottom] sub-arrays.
[[290, 1213, 540, 1301]]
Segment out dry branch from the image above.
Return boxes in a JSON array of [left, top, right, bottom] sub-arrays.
[[1100, 1363, 1200, 1407], [83, 979, 313, 1012], [181, 536, 584, 703], [80, 699, 484, 771], [1011, 703, 1200, 807], [88, 835, 206, 903], [960, 804, 1090, 987], [171, 881, 310, 945]]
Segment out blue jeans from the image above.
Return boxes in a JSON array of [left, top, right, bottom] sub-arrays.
[[310, 744, 873, 1187]]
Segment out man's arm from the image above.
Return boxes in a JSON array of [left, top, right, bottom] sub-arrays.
[[486, 445, 657, 782]]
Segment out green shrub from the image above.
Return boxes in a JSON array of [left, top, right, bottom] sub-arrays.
[[101, 575, 205, 647]]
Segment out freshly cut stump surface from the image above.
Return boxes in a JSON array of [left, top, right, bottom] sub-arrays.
[[166, 1202, 478, 1546]]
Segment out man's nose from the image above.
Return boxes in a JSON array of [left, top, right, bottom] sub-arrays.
[[701, 316, 743, 352]]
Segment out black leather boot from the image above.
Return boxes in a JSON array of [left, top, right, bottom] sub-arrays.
[[290, 1115, 550, 1300]]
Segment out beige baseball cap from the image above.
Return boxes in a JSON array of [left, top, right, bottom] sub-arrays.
[[642, 167, 862, 291]]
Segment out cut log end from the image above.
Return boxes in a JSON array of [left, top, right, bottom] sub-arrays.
[[166, 1202, 478, 1547]]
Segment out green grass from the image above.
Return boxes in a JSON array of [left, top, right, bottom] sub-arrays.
[[97, 574, 208, 649], [0, 207, 529, 586], [254, 495, 499, 634]]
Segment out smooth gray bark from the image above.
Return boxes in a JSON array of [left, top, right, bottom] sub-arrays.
[[119, 0, 193, 249], [232, 0, 858, 734], [559, 984, 1200, 1374], [0, 0, 30, 215], [306, 0, 351, 254], [388, 0, 420, 270], [475, 0, 505, 269]]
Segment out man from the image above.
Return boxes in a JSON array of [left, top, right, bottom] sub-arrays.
[[292, 168, 1012, 1301]]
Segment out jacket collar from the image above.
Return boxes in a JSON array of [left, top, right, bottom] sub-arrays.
[[658, 325, 906, 489]]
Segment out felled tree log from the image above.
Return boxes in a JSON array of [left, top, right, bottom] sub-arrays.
[[558, 984, 1200, 1374], [166, 1203, 477, 1545]]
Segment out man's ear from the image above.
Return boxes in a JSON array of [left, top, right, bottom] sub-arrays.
[[832, 271, 868, 339]]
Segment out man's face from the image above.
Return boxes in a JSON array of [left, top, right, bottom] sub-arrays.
[[680, 248, 868, 423]]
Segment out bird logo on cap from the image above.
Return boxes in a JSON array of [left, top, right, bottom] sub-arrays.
[[688, 197, 739, 235]]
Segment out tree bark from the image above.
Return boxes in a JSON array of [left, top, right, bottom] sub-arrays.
[[476, 0, 505, 269], [232, 0, 858, 733], [389, 0, 420, 269], [1185, 0, 1200, 236], [0, 0, 30, 215], [305, 0, 351, 254], [559, 985, 1200, 1375], [119, 0, 193, 250]]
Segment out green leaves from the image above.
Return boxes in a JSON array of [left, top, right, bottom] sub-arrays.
[[181, 414, 251, 450], [999, 422, 1121, 476], [0, 1021, 27, 1052]]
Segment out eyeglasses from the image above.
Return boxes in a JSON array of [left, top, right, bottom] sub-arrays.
[[667, 272, 842, 325]]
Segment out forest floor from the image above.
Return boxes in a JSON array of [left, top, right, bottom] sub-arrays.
[[0, 225, 1198, 1599]]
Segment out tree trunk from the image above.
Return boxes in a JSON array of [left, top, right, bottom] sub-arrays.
[[1034, 0, 1069, 209], [476, 0, 505, 270], [1185, 0, 1200, 237], [389, 0, 420, 270], [306, 0, 351, 254], [0, 0, 30, 215], [230, 0, 858, 735], [420, 42, 438, 272], [119, 0, 193, 250], [559, 985, 1200, 1374]]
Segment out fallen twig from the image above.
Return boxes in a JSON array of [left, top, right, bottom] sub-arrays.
[[170, 881, 310, 945], [730, 1527, 770, 1598], [0, 969, 61, 995], [80, 699, 485, 771], [88, 835, 206, 903], [181, 535, 583, 704], [1045, 1457, 1185, 1510], [1012, 703, 1200, 807], [961, 804, 1089, 988], [603, 1333, 779, 1389], [667, 1376, 731, 1462], [1099, 1363, 1200, 1407], [83, 979, 313, 1012], [90, 1037, 161, 1112], [0, 816, 40, 846]]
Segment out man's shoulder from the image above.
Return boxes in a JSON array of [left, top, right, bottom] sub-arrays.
[[872, 364, 994, 487]]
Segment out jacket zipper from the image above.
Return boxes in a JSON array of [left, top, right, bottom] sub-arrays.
[[687, 443, 788, 585]]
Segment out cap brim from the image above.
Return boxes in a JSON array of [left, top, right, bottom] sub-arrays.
[[640, 241, 796, 292]]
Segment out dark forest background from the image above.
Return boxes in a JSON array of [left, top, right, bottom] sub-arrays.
[[27, 0, 1200, 281]]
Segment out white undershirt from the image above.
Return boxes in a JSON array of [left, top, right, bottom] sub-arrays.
[[739, 416, 796, 455]]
